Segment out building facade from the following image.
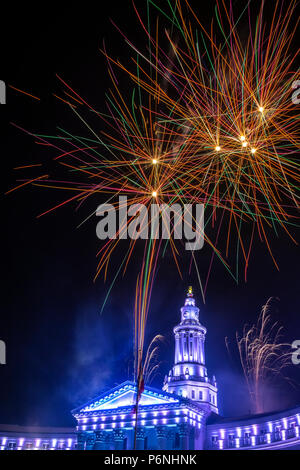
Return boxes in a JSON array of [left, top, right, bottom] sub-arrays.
[[72, 381, 207, 450], [0, 425, 76, 450], [206, 406, 300, 450], [0, 288, 299, 450]]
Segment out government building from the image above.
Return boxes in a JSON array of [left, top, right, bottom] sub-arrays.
[[1, 289, 299, 450]]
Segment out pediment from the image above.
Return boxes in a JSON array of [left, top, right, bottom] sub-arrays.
[[75, 381, 179, 413]]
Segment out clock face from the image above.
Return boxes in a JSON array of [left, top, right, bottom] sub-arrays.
[[183, 310, 189, 318]]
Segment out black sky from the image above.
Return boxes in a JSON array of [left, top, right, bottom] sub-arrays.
[[0, 1, 299, 427]]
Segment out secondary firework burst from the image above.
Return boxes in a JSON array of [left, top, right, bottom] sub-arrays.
[[229, 298, 293, 414]]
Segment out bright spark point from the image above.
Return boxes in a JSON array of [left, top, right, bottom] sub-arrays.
[[215, 146, 221, 151], [259, 106, 264, 113], [240, 136, 246, 141], [251, 148, 257, 154], [152, 159, 158, 164], [242, 142, 248, 147], [152, 191, 157, 197]]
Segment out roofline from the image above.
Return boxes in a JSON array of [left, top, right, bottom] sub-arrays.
[[0, 424, 75, 434], [71, 380, 189, 415], [71, 380, 134, 414], [207, 405, 300, 426]]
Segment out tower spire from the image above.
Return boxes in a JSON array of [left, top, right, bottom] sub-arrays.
[[163, 289, 218, 414]]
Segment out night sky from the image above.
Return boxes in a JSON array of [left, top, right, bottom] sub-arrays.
[[0, 1, 299, 428]]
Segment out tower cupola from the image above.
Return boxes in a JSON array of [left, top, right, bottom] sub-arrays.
[[163, 288, 218, 414]]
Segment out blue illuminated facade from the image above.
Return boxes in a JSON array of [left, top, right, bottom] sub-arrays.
[[206, 406, 300, 450], [162, 287, 218, 413], [0, 425, 76, 450], [71, 288, 216, 449], [72, 381, 207, 450], [0, 289, 299, 450]]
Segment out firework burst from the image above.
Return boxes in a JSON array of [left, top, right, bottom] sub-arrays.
[[230, 298, 293, 414], [108, 0, 299, 273], [7, 0, 299, 397]]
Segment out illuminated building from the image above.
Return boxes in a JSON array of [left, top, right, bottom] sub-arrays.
[[72, 288, 215, 450], [0, 425, 76, 450], [0, 289, 299, 450], [206, 407, 300, 450]]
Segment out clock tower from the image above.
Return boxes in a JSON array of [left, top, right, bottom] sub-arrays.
[[163, 287, 218, 414]]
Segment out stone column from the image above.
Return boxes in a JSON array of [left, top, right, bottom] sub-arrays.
[[108, 433, 115, 450], [175, 334, 180, 363], [113, 429, 125, 450], [76, 432, 86, 450], [183, 335, 187, 360], [86, 433, 95, 450], [135, 427, 146, 450], [94, 431, 107, 450], [190, 333, 194, 361], [166, 429, 176, 450], [178, 423, 190, 450], [199, 333, 205, 364], [156, 426, 167, 450]]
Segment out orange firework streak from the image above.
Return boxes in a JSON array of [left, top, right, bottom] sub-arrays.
[[106, 0, 299, 269]]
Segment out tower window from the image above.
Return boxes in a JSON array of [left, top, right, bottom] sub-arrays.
[[199, 391, 203, 400], [192, 390, 195, 399]]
